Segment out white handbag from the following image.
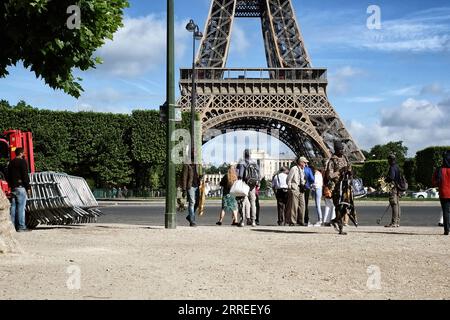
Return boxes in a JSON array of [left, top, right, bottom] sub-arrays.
[[230, 180, 250, 197]]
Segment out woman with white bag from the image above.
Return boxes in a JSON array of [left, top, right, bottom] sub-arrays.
[[229, 171, 252, 227]]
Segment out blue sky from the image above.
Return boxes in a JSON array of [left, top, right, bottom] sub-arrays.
[[1, 0, 449, 161]]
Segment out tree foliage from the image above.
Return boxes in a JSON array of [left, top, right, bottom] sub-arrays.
[[0, 0, 129, 97], [361, 160, 389, 188], [415, 147, 449, 188], [366, 141, 408, 165]]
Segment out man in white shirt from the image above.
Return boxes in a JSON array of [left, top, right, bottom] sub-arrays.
[[272, 167, 289, 226], [286, 157, 307, 226]]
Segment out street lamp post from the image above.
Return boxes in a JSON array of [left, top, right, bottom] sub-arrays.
[[165, 0, 176, 229], [186, 19, 203, 163]]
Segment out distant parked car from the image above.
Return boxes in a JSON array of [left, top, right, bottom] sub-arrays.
[[412, 188, 439, 199]]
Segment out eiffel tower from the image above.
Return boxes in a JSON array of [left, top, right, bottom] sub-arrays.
[[178, 0, 365, 163]]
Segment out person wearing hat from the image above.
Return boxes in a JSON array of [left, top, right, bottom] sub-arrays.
[[385, 154, 401, 228], [300, 158, 316, 226], [325, 141, 352, 234], [286, 156, 308, 226]]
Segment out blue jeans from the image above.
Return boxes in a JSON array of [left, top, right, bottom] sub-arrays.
[[187, 187, 198, 223], [441, 199, 450, 234], [10, 187, 28, 230]]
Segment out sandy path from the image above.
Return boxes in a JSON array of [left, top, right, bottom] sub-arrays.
[[0, 224, 449, 300]]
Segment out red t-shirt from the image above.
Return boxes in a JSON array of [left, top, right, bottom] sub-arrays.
[[433, 168, 450, 199]]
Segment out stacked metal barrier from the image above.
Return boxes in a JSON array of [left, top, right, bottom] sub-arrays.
[[26, 172, 101, 228]]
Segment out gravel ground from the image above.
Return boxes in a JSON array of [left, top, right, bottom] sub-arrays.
[[0, 223, 449, 300]]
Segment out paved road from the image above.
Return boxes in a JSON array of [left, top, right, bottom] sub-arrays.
[[97, 203, 443, 227]]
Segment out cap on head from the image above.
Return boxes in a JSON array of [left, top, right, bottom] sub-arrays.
[[388, 154, 396, 161], [298, 156, 309, 164]]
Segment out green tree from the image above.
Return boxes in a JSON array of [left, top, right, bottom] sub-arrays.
[[260, 178, 268, 191], [361, 160, 389, 188], [0, 0, 129, 97], [403, 158, 417, 188], [368, 141, 408, 164], [415, 147, 449, 188], [149, 171, 161, 190]]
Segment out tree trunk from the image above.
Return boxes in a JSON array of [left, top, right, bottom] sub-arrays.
[[0, 190, 22, 254]]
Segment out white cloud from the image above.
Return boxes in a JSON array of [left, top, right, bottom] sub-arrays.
[[347, 97, 450, 155], [347, 96, 385, 103], [387, 86, 420, 96], [229, 24, 251, 55], [308, 7, 450, 53], [328, 66, 364, 95], [96, 15, 190, 77], [421, 83, 446, 95]]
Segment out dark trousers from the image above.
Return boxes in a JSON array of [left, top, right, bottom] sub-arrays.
[[441, 199, 450, 234], [275, 189, 288, 224], [299, 188, 311, 225], [256, 195, 260, 223]]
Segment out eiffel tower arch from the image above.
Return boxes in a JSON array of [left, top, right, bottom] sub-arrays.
[[178, 0, 366, 163]]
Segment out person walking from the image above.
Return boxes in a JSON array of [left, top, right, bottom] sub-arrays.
[[7, 148, 32, 232], [272, 167, 289, 226], [182, 159, 200, 227], [217, 166, 239, 226], [286, 157, 307, 226], [385, 154, 402, 228], [311, 166, 324, 227], [237, 149, 260, 227], [432, 150, 450, 235], [325, 141, 352, 235]]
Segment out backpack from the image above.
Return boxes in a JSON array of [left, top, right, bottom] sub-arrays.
[[396, 175, 408, 192], [244, 162, 260, 189]]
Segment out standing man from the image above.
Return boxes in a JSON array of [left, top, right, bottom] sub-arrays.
[[432, 150, 450, 235], [385, 154, 401, 228], [237, 149, 260, 227], [286, 157, 307, 226], [300, 161, 315, 226], [182, 156, 200, 227], [7, 148, 32, 232], [272, 167, 289, 226], [325, 141, 352, 235]]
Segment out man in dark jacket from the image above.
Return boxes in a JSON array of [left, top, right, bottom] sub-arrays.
[[385, 154, 401, 228], [181, 162, 200, 227], [6, 148, 32, 232], [432, 150, 450, 235]]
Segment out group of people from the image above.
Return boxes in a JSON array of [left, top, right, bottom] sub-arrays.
[[271, 141, 353, 234], [180, 144, 450, 236]]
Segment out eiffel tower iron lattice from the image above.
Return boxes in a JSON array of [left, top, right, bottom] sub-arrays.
[[178, 0, 366, 163]]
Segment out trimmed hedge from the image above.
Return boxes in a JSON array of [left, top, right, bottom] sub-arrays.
[[415, 147, 450, 187]]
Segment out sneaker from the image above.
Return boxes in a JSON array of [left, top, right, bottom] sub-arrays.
[[251, 221, 257, 227], [216, 222, 222, 226], [239, 222, 245, 228], [314, 222, 322, 227], [307, 223, 314, 228], [444, 232, 449, 236], [438, 223, 444, 227], [190, 222, 197, 227], [17, 229, 32, 233]]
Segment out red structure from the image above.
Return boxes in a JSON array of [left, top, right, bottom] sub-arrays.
[[0, 130, 36, 196]]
